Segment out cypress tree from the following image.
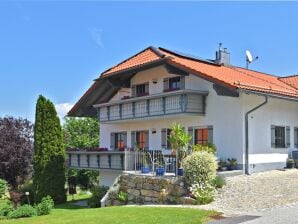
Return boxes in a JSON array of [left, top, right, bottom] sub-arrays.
[[33, 95, 66, 204]]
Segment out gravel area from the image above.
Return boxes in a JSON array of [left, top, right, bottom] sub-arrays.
[[200, 169, 298, 215]]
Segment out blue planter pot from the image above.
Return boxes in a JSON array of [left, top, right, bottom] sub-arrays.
[[155, 167, 165, 176], [177, 168, 184, 176], [141, 166, 150, 174]]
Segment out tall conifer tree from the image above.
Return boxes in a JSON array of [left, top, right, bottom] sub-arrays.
[[33, 95, 66, 204]]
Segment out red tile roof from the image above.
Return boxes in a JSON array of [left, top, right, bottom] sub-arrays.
[[102, 47, 164, 77], [100, 46, 298, 98], [279, 75, 298, 90]]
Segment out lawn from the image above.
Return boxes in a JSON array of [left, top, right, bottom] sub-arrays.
[[0, 203, 217, 224]]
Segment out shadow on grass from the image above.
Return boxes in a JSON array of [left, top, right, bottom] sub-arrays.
[[54, 202, 89, 210]]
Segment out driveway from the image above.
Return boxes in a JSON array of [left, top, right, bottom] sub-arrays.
[[200, 169, 298, 216]]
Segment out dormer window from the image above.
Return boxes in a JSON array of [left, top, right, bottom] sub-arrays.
[[131, 83, 149, 97], [164, 76, 185, 92]]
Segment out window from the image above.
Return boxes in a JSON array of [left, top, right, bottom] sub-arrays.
[[161, 128, 172, 149], [294, 127, 298, 148], [132, 130, 149, 149], [188, 126, 213, 146], [115, 133, 125, 149], [195, 128, 209, 145], [163, 76, 184, 92], [110, 132, 127, 150], [132, 83, 149, 97], [271, 125, 290, 148], [169, 77, 181, 89]]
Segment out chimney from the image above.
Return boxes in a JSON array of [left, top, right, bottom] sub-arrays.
[[215, 45, 230, 65]]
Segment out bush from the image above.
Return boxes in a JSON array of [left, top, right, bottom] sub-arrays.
[[212, 175, 226, 189], [191, 144, 216, 154], [19, 181, 35, 205], [0, 179, 8, 199], [0, 203, 13, 216], [88, 186, 109, 208], [183, 151, 218, 186], [77, 170, 99, 191], [7, 204, 37, 219], [118, 191, 128, 203], [189, 182, 216, 205], [36, 196, 54, 216]]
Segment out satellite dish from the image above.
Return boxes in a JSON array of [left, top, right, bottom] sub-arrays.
[[246, 50, 253, 63]]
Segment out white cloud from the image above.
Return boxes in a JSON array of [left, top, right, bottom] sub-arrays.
[[55, 103, 74, 122], [88, 27, 103, 47]]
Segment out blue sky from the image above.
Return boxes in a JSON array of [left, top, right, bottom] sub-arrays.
[[1, 1, 298, 122]]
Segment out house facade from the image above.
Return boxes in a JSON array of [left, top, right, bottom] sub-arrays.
[[68, 46, 298, 185]]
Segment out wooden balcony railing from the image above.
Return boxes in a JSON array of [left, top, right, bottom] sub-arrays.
[[94, 90, 208, 122]]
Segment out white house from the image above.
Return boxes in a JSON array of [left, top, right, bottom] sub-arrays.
[[68, 46, 298, 185]]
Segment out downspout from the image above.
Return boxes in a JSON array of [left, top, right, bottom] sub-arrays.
[[244, 96, 268, 174]]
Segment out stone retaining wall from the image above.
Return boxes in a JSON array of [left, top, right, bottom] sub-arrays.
[[105, 174, 194, 206]]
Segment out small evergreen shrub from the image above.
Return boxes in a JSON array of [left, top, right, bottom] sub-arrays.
[[191, 144, 216, 154], [0, 179, 7, 199], [7, 205, 37, 219], [36, 196, 54, 216], [212, 176, 226, 189], [0, 203, 13, 216], [189, 182, 216, 205], [88, 186, 109, 208], [183, 151, 218, 186]]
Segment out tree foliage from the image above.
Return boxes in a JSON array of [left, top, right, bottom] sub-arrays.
[[63, 117, 99, 149], [63, 117, 99, 190], [0, 117, 33, 190], [33, 95, 66, 204]]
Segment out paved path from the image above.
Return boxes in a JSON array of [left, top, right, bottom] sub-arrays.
[[199, 169, 298, 216]]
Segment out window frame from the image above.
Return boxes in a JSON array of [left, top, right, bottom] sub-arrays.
[[115, 132, 125, 150], [189, 126, 213, 146], [294, 127, 298, 148], [134, 130, 149, 149], [169, 77, 181, 90]]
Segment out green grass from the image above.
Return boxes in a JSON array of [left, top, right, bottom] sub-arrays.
[[0, 203, 217, 224], [66, 192, 92, 202]]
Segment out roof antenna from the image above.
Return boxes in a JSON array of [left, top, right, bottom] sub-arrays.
[[218, 43, 222, 52], [246, 50, 259, 69]]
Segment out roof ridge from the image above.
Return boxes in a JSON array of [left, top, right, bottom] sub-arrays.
[[279, 74, 298, 79], [158, 47, 217, 66], [101, 46, 164, 76], [231, 67, 297, 93]]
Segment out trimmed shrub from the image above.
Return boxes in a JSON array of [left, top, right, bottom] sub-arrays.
[[88, 186, 109, 208], [189, 182, 216, 205], [212, 175, 226, 189], [191, 144, 216, 154], [36, 196, 54, 216], [0, 179, 7, 199], [0, 203, 13, 216], [183, 151, 218, 186], [7, 205, 37, 219]]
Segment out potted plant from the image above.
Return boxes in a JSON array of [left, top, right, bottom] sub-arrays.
[[286, 158, 295, 169], [227, 158, 237, 170], [155, 162, 165, 176], [141, 152, 150, 174], [218, 159, 228, 171], [168, 123, 192, 176]]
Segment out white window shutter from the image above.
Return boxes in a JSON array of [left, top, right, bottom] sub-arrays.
[[131, 85, 136, 97]]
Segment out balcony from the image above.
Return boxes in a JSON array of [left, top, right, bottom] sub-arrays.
[[94, 89, 208, 123]]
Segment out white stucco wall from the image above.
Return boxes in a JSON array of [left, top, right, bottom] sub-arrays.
[[100, 67, 245, 164], [98, 65, 298, 172], [243, 94, 298, 169]]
